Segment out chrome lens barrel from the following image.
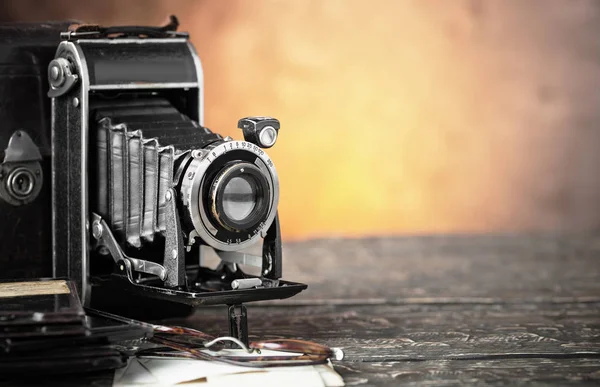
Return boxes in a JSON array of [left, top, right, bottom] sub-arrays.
[[179, 140, 279, 251]]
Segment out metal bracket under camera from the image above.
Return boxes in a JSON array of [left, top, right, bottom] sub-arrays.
[[216, 212, 283, 282]]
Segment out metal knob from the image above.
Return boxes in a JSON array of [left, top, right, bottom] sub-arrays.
[[47, 58, 79, 98]]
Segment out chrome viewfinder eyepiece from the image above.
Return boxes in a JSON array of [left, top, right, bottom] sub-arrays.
[[238, 117, 280, 148]]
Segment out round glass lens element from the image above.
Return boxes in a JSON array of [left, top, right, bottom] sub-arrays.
[[222, 176, 258, 221]]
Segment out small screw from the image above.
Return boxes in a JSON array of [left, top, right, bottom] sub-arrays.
[[165, 190, 172, 201], [16, 131, 22, 137], [35, 170, 40, 175], [91, 221, 103, 240], [72, 97, 79, 107], [171, 249, 178, 259], [187, 172, 194, 179], [120, 264, 124, 271]]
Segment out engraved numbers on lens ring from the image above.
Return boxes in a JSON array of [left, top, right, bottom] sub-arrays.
[[208, 142, 272, 168]]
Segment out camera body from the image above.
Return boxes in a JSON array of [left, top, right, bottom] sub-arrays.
[[0, 20, 305, 318]]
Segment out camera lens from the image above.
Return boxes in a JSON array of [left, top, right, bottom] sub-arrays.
[[222, 176, 258, 221], [209, 162, 270, 232], [178, 139, 280, 250]]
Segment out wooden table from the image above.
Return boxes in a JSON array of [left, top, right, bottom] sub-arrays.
[[181, 234, 600, 385], [12, 234, 600, 386]]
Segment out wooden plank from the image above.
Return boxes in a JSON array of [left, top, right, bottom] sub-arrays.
[[164, 235, 600, 384], [334, 359, 600, 387], [178, 300, 600, 384], [267, 235, 600, 302], [180, 302, 600, 362]]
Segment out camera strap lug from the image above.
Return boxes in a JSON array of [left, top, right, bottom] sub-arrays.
[[91, 213, 167, 281], [47, 58, 79, 98]]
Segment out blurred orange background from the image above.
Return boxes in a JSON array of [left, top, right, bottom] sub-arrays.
[[2, 0, 600, 240]]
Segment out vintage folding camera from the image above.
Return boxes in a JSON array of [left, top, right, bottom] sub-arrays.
[[0, 18, 305, 334]]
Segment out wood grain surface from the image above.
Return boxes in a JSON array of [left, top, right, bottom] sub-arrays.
[[183, 235, 600, 385], [277, 234, 600, 302]]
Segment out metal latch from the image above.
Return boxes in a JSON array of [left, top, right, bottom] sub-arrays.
[[0, 130, 43, 206]]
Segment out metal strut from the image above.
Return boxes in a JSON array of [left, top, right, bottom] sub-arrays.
[[228, 304, 249, 348]]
